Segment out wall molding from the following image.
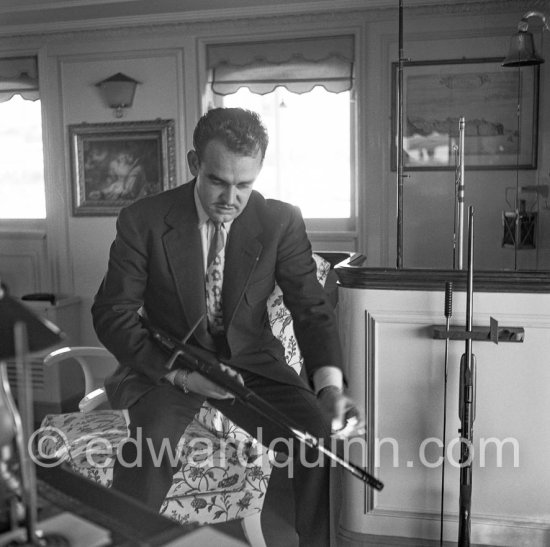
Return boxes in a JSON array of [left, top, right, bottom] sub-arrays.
[[339, 509, 550, 547], [339, 510, 550, 547], [0, 228, 46, 239], [364, 311, 377, 514]]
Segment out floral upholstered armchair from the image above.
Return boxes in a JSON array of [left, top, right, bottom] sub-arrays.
[[37, 253, 336, 547]]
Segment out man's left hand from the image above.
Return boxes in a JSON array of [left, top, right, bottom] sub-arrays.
[[317, 386, 365, 439]]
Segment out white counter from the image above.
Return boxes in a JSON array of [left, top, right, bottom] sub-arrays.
[[335, 263, 550, 546]]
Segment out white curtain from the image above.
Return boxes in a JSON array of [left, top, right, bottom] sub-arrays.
[[207, 35, 354, 95], [0, 56, 39, 103]]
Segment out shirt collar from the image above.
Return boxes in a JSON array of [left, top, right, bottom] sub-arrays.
[[194, 184, 210, 228]]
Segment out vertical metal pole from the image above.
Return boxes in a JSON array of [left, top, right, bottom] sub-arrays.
[[396, 0, 405, 268], [456, 117, 466, 270], [439, 281, 453, 546], [458, 206, 476, 547], [14, 321, 39, 545], [513, 66, 522, 271]]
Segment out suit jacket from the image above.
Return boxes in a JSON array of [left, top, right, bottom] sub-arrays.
[[92, 180, 342, 409]]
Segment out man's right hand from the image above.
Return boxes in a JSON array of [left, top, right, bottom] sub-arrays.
[[175, 364, 244, 399]]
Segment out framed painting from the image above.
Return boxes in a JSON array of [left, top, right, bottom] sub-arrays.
[[391, 57, 539, 170], [69, 119, 176, 216]]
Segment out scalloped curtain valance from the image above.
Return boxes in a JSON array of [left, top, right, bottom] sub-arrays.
[[207, 35, 354, 95], [0, 56, 39, 103]]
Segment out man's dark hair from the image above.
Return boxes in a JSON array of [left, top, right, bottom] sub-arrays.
[[193, 107, 269, 162]]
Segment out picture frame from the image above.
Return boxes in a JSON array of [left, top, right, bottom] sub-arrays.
[[69, 119, 176, 216], [391, 57, 539, 170]]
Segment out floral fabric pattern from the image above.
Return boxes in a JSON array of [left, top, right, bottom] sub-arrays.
[[267, 253, 330, 373]]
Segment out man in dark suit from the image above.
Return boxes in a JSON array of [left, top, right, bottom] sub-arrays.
[[92, 108, 362, 547]]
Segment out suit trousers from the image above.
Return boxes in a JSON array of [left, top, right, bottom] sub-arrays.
[[111, 369, 334, 547]]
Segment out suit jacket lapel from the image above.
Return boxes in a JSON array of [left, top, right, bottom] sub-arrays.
[[223, 198, 263, 330], [162, 182, 214, 349], [161, 185, 263, 348]]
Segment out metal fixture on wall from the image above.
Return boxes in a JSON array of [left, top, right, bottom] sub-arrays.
[[502, 184, 549, 250], [502, 10, 548, 268], [95, 72, 140, 118], [502, 199, 537, 249], [452, 117, 466, 270], [502, 11, 548, 67]]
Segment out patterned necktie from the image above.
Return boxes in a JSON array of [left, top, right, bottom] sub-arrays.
[[207, 221, 224, 268], [205, 221, 225, 335]]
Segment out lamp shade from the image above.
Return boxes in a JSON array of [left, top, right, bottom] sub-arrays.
[[502, 30, 544, 67], [0, 289, 63, 359], [95, 72, 139, 109]]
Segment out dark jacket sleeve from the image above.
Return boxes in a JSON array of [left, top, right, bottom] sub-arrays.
[[274, 204, 343, 381], [91, 205, 169, 384]]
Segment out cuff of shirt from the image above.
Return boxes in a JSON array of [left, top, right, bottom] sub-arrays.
[[165, 370, 178, 385], [312, 366, 343, 394]]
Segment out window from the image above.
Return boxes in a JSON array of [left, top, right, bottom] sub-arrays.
[[206, 36, 355, 227], [0, 95, 45, 219], [221, 86, 351, 219], [0, 56, 45, 220]]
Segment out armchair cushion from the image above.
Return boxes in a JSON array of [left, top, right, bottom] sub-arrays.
[[39, 410, 270, 495]]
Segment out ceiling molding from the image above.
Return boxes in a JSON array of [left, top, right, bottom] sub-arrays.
[[0, 1, 366, 38], [0, 0, 143, 14], [0, 0, 535, 39]]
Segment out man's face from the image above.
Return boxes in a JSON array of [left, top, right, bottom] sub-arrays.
[[188, 139, 262, 224]]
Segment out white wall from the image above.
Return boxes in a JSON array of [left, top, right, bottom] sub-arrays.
[[54, 37, 191, 342]]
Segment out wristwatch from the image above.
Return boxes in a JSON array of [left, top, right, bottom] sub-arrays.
[[176, 369, 191, 393]]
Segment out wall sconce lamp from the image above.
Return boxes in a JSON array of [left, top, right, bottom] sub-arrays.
[[95, 72, 140, 118], [502, 10, 549, 67]]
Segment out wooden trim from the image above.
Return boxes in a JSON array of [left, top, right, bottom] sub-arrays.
[[335, 256, 550, 293], [364, 311, 376, 513], [337, 528, 491, 546]]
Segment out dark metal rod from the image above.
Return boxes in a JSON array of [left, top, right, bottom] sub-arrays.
[[456, 117, 466, 270], [14, 322, 40, 545], [514, 65, 522, 271], [396, 0, 404, 268], [440, 281, 453, 546], [452, 144, 459, 270], [458, 206, 476, 547]]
